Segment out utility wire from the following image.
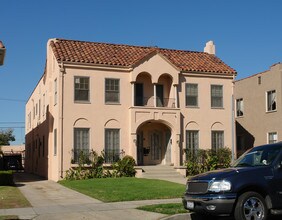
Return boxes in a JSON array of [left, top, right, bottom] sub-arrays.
[[0, 98, 26, 102]]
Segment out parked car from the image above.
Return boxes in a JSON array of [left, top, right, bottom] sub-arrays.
[[183, 142, 282, 220]]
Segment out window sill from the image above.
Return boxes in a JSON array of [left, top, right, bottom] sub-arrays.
[[211, 107, 224, 110], [266, 110, 277, 114], [185, 106, 199, 109], [105, 102, 121, 105], [74, 101, 91, 104]]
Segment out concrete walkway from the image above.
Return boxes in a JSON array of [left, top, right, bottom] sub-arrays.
[[0, 173, 189, 220]]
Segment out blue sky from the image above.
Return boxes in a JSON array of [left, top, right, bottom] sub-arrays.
[[1, 0, 282, 145]]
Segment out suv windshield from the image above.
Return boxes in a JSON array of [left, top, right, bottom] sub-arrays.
[[233, 145, 282, 167]]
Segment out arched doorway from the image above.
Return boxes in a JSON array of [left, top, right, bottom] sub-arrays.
[[136, 121, 172, 165]]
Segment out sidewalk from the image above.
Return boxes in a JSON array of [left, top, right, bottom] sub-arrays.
[[0, 173, 189, 220]]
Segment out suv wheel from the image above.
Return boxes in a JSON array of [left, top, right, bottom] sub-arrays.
[[234, 191, 268, 220]]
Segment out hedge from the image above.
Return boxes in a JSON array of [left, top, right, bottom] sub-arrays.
[[0, 170, 14, 186]]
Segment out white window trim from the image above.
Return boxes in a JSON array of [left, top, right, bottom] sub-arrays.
[[267, 131, 278, 144], [266, 90, 277, 113]]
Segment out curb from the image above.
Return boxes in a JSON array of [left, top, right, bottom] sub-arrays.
[[160, 213, 191, 220]]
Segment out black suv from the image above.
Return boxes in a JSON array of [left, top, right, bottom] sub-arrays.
[[183, 142, 282, 220]]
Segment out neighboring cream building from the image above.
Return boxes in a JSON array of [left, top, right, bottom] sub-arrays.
[[235, 63, 282, 156], [25, 39, 236, 181], [0, 41, 6, 65]]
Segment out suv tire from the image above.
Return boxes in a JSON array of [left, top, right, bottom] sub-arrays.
[[234, 191, 268, 220]]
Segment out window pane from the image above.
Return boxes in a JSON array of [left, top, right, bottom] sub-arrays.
[[186, 84, 198, 106], [186, 130, 199, 159], [267, 90, 276, 111], [211, 131, 224, 151], [105, 129, 120, 163], [74, 77, 89, 101], [211, 85, 223, 108], [105, 79, 120, 103], [73, 128, 90, 163], [236, 99, 244, 117]]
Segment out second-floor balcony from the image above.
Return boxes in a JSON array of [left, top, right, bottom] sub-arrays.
[[135, 97, 176, 108]]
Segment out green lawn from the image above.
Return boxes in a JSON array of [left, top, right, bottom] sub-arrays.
[[59, 177, 185, 202], [0, 186, 30, 209], [137, 203, 187, 215]]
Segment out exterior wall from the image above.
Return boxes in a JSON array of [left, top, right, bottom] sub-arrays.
[[25, 40, 236, 181], [234, 63, 282, 155], [180, 73, 234, 152]]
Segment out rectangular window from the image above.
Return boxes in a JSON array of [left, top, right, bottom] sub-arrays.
[[105, 78, 120, 103], [211, 131, 224, 151], [73, 128, 90, 163], [236, 98, 244, 117], [54, 129, 57, 156], [211, 85, 223, 108], [54, 78, 57, 105], [186, 83, 198, 107], [38, 99, 41, 120], [268, 132, 277, 144], [267, 90, 276, 112], [186, 130, 199, 158], [42, 136, 45, 157], [74, 77, 90, 102], [105, 129, 120, 163]]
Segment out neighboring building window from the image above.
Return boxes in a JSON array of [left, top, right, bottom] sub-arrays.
[[74, 77, 90, 102], [267, 90, 276, 112], [28, 112, 31, 129], [54, 78, 57, 105], [105, 129, 120, 163], [43, 94, 45, 116], [211, 131, 224, 151], [211, 85, 223, 108], [38, 99, 41, 120], [186, 130, 199, 158], [73, 128, 90, 163], [268, 132, 278, 144], [54, 129, 57, 156], [105, 78, 120, 103], [258, 76, 261, 85], [186, 83, 198, 107], [236, 98, 244, 117]]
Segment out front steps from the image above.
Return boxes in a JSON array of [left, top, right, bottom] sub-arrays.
[[136, 165, 187, 185]]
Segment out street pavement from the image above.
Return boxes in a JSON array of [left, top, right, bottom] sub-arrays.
[[0, 172, 189, 220]]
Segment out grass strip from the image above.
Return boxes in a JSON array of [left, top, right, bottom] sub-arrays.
[[137, 203, 187, 215], [59, 177, 185, 202], [0, 186, 30, 209]]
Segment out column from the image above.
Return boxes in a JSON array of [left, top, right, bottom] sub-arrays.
[[131, 83, 135, 106], [154, 84, 157, 107], [174, 85, 178, 108]]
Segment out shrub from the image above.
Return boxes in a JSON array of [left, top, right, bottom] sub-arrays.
[[0, 170, 14, 186], [185, 147, 231, 176], [112, 155, 136, 177]]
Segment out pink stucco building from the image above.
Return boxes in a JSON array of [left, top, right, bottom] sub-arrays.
[[25, 39, 236, 181]]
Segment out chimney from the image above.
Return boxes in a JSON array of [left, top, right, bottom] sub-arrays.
[[204, 41, 215, 55]]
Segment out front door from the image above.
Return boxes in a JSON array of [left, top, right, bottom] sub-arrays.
[[150, 131, 162, 164], [137, 132, 144, 165]]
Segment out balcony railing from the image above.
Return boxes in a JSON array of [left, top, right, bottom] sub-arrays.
[[135, 97, 176, 108]]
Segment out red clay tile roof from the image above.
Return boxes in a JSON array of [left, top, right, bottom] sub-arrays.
[[50, 39, 236, 75]]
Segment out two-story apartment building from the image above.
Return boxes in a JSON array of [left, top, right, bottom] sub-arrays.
[[234, 63, 282, 156], [25, 39, 236, 181]]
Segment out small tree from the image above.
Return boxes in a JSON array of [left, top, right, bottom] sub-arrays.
[[0, 129, 15, 146]]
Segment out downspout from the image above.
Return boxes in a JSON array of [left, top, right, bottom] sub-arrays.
[[231, 74, 236, 162], [59, 62, 65, 178]]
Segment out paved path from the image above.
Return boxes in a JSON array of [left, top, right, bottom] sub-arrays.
[[0, 173, 186, 220]]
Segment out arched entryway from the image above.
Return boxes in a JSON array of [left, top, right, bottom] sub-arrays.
[[136, 121, 172, 165]]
